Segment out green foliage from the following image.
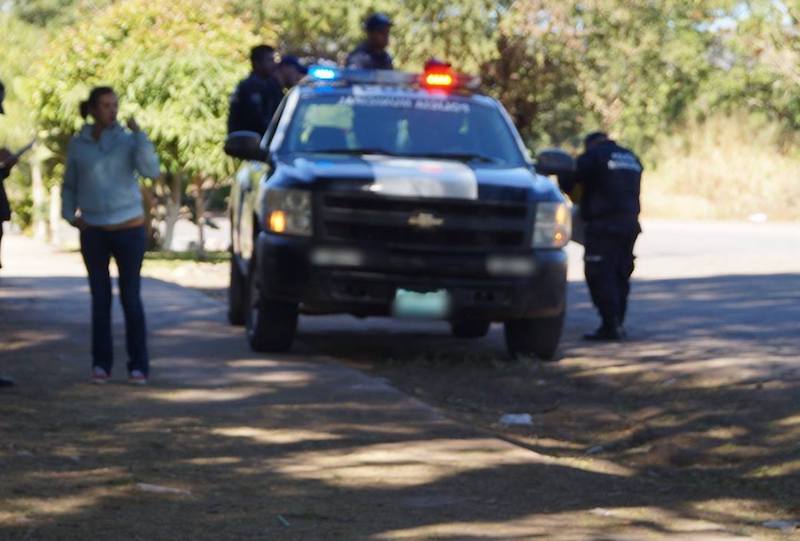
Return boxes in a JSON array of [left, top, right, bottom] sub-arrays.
[[709, 0, 800, 134], [390, 0, 505, 72], [0, 14, 43, 147], [28, 0, 261, 185], [9, 0, 115, 28], [233, 0, 504, 72], [482, 1, 737, 151], [234, 0, 373, 56], [6, 0, 800, 228]]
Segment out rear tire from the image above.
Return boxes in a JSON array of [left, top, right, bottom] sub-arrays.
[[227, 256, 247, 326], [245, 267, 298, 352], [451, 319, 491, 339], [504, 312, 565, 361]]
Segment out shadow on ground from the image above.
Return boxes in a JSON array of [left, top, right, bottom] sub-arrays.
[[0, 273, 798, 540]]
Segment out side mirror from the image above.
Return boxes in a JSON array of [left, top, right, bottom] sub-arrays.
[[224, 131, 269, 162], [535, 149, 576, 177]]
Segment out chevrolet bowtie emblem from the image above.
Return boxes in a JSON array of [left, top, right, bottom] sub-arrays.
[[408, 212, 444, 229]]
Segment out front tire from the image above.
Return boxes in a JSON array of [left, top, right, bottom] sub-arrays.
[[504, 312, 565, 361], [245, 267, 298, 352], [227, 256, 247, 326]]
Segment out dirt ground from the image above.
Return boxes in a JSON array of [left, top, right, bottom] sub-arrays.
[[139, 246, 800, 539], [2, 225, 799, 540]]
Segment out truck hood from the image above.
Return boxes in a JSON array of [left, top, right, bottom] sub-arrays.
[[274, 154, 561, 203]]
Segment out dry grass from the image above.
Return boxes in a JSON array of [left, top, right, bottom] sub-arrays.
[[642, 114, 800, 221]]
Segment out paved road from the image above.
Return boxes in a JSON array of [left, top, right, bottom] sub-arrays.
[[1, 221, 798, 540], [305, 220, 800, 384]]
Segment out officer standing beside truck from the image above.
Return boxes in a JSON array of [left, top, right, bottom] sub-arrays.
[[560, 132, 643, 341], [227, 45, 284, 136]]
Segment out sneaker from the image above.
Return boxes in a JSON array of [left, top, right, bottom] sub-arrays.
[[128, 370, 147, 385], [90, 367, 110, 384]]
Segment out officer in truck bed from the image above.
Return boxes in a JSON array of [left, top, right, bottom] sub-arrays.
[[560, 132, 643, 341], [346, 13, 394, 70]]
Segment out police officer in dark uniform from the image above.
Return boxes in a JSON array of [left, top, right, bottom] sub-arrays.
[[227, 45, 284, 136], [561, 132, 643, 341], [1, 80, 18, 387], [346, 13, 394, 70], [275, 55, 308, 90]]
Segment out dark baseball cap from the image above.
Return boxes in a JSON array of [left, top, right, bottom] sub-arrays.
[[364, 13, 392, 31], [584, 131, 608, 147], [0, 81, 5, 115], [279, 55, 308, 75]]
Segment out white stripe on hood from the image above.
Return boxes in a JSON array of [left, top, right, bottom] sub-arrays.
[[364, 156, 478, 200]]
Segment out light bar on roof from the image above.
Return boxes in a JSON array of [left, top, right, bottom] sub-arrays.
[[304, 65, 480, 91]]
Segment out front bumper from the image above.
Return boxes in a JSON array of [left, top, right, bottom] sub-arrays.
[[256, 232, 567, 320]]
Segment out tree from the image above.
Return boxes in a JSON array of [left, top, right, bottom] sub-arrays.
[[27, 0, 264, 252], [483, 1, 592, 150], [712, 0, 800, 135], [8, 0, 116, 27]]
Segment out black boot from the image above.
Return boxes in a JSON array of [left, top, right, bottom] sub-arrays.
[[583, 319, 625, 341], [0, 376, 15, 388]]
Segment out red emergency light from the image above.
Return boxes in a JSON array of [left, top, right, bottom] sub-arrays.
[[423, 70, 455, 88], [421, 59, 457, 89]]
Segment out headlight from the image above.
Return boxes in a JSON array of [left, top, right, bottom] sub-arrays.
[[264, 189, 312, 236], [532, 202, 571, 248]]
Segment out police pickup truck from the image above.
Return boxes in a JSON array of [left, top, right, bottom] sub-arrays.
[[224, 64, 575, 360]]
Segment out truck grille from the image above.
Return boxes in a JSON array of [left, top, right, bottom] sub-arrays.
[[318, 193, 531, 251]]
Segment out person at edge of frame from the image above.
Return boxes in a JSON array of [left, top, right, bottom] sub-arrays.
[[0, 79, 18, 388]]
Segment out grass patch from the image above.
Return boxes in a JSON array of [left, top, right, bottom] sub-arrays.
[[643, 113, 800, 221], [143, 250, 229, 265]]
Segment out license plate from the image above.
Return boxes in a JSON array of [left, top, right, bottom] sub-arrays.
[[392, 289, 451, 320]]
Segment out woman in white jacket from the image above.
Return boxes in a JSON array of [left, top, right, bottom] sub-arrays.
[[62, 86, 160, 385]]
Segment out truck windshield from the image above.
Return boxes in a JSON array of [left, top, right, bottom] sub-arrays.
[[280, 93, 527, 166]]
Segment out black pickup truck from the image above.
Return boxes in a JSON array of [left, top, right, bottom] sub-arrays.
[[224, 66, 574, 359]]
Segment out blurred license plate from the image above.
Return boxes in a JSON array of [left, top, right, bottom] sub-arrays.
[[392, 289, 450, 319]]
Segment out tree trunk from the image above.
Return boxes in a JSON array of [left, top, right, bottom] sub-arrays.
[[140, 184, 159, 250], [162, 172, 182, 251], [193, 175, 207, 260], [49, 186, 62, 246], [31, 158, 48, 241]]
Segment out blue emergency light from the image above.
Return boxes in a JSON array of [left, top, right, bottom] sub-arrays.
[[308, 66, 339, 81]]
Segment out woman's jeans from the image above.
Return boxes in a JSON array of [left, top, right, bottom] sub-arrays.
[[80, 226, 148, 376]]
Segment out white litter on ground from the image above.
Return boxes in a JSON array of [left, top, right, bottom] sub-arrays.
[[499, 413, 534, 426], [763, 520, 799, 532], [136, 483, 192, 496]]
